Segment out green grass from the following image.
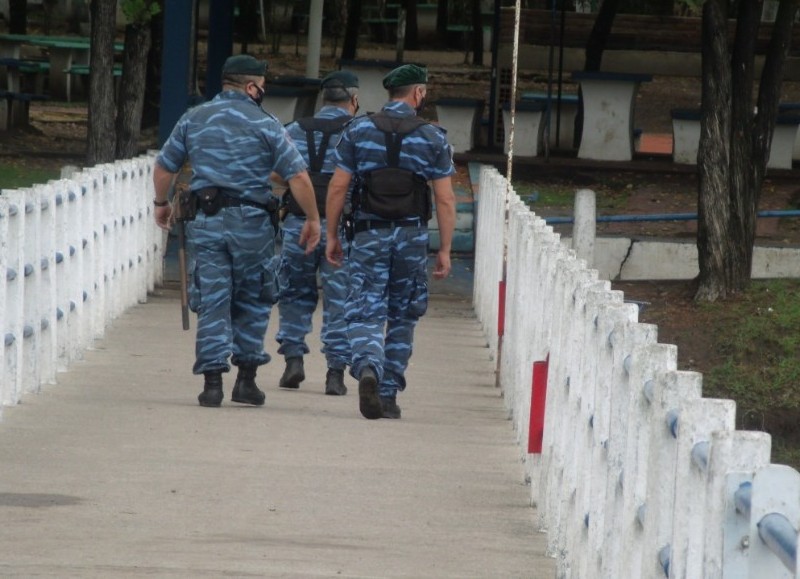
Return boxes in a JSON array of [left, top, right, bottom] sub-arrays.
[[700, 280, 800, 467], [0, 163, 61, 190], [512, 178, 631, 210]]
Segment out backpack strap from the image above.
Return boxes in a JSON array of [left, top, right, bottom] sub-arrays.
[[296, 116, 350, 173], [369, 111, 428, 168]]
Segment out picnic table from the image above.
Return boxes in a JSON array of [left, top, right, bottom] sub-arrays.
[[0, 34, 124, 102]]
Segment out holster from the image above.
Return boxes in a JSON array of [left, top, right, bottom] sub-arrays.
[[173, 183, 197, 222], [195, 187, 223, 216]]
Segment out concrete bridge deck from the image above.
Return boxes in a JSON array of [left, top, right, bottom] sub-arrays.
[[0, 261, 555, 578]]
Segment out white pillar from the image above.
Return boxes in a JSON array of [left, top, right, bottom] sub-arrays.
[[305, 0, 323, 78], [573, 188, 596, 267]]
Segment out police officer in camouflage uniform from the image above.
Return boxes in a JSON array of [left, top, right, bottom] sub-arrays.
[[325, 64, 456, 420], [153, 54, 321, 408], [275, 71, 360, 396]]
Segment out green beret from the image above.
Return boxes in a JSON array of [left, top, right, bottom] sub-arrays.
[[222, 54, 268, 77], [321, 70, 359, 89], [382, 64, 428, 89]]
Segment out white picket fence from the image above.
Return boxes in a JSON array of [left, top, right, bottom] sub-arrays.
[[473, 165, 800, 579], [1, 152, 165, 416]]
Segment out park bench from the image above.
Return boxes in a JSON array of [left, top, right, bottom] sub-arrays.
[[0, 33, 124, 102], [434, 97, 485, 154], [0, 57, 49, 93], [0, 89, 50, 130], [671, 108, 800, 169]]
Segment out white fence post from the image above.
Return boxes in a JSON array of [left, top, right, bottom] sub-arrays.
[[472, 166, 800, 579], [669, 397, 737, 578], [0, 156, 165, 413], [705, 430, 772, 579], [747, 465, 800, 578], [619, 342, 679, 577]]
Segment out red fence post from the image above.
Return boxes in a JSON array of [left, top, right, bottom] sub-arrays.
[[528, 357, 549, 454], [497, 279, 506, 338]]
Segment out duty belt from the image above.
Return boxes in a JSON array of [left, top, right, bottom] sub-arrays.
[[353, 218, 423, 234]]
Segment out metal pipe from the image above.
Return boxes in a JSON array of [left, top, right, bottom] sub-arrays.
[[544, 209, 800, 225], [758, 512, 798, 573]]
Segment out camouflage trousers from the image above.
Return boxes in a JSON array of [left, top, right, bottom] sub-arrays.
[[345, 223, 429, 398], [186, 206, 283, 375], [276, 215, 351, 370]]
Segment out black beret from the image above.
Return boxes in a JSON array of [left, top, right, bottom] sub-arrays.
[[223, 54, 268, 76], [321, 70, 359, 89], [382, 64, 428, 89]]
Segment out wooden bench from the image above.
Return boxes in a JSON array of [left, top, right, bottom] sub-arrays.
[[0, 57, 49, 93], [0, 90, 50, 130], [498, 9, 800, 55]]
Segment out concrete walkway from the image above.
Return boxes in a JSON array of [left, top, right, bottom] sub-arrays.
[[0, 263, 555, 578]]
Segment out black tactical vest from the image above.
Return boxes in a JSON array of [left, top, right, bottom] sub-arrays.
[[358, 112, 432, 221]]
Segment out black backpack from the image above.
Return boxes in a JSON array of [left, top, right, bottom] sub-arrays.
[[358, 111, 432, 221]]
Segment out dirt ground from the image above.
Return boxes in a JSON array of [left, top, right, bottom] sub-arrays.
[[3, 42, 800, 405]]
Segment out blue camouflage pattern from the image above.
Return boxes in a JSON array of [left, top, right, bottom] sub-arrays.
[[333, 101, 455, 399], [158, 90, 304, 375], [276, 105, 352, 370], [157, 90, 308, 204], [276, 215, 350, 369]]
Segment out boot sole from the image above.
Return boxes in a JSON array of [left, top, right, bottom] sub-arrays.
[[279, 373, 305, 389], [325, 386, 348, 396], [198, 392, 223, 407], [358, 374, 382, 420], [231, 392, 265, 406]]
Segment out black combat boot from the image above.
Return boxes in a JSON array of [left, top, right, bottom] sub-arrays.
[[325, 368, 347, 396], [358, 367, 382, 420], [198, 371, 223, 407], [231, 365, 266, 406], [380, 396, 401, 419], [279, 357, 305, 389]]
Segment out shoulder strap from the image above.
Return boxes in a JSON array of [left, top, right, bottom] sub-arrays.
[[296, 116, 350, 173], [369, 111, 429, 168]]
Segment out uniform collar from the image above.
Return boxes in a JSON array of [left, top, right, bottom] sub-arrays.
[[217, 89, 256, 104], [381, 101, 416, 116]]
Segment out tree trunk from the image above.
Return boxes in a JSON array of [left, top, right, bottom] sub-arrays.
[[341, 0, 362, 60], [142, 7, 164, 129], [87, 0, 119, 166], [115, 22, 151, 159], [404, 0, 419, 50], [584, 0, 620, 72], [436, 0, 448, 39], [8, 0, 27, 34], [695, 0, 800, 301], [696, 0, 733, 302], [470, 0, 483, 65]]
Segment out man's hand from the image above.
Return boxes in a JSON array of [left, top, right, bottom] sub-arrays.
[[433, 249, 451, 280], [299, 218, 321, 254], [154, 204, 173, 230], [326, 236, 344, 267]]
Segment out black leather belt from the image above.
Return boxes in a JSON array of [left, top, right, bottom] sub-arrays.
[[218, 195, 275, 212], [354, 219, 422, 233]]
